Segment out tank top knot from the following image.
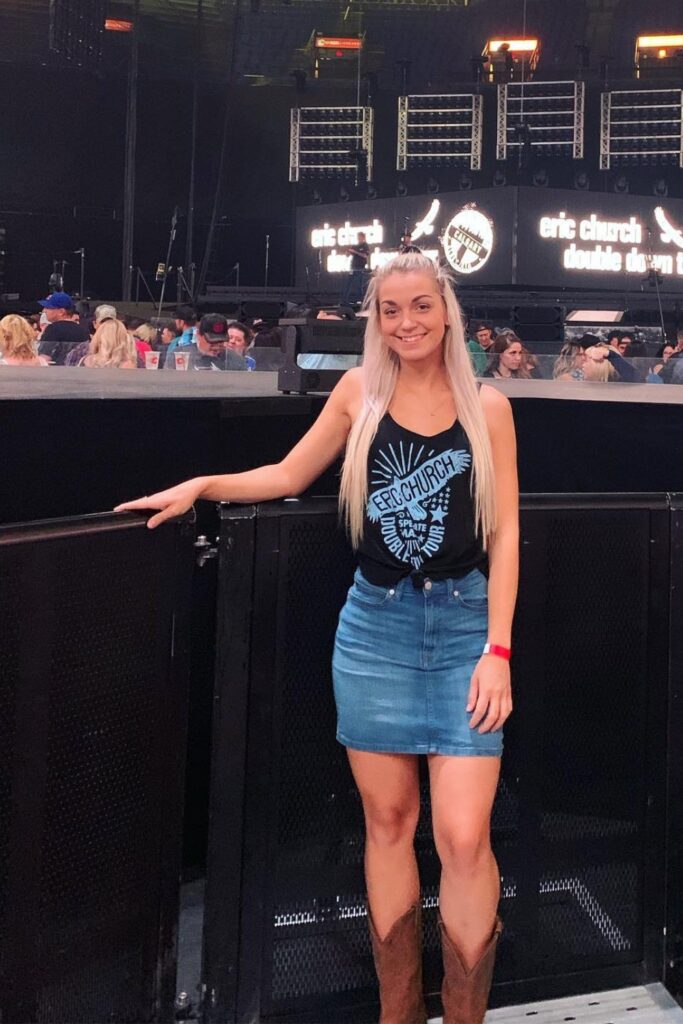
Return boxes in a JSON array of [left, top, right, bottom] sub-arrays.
[[357, 411, 487, 587]]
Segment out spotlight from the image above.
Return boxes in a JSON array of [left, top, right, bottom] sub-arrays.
[[396, 178, 408, 197], [339, 186, 350, 202], [427, 176, 440, 194], [654, 178, 668, 198], [312, 189, 322, 205], [614, 174, 629, 194], [574, 170, 590, 190], [458, 172, 472, 191], [493, 169, 506, 187], [532, 168, 548, 188], [290, 69, 307, 92]]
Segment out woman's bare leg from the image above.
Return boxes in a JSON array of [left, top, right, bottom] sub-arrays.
[[347, 749, 420, 939], [428, 754, 501, 968]]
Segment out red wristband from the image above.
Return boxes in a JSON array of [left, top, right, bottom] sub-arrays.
[[483, 643, 511, 661]]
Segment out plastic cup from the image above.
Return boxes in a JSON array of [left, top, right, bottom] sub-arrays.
[[145, 351, 160, 370], [175, 351, 189, 370]]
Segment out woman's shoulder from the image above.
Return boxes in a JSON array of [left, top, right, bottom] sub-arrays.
[[478, 382, 512, 426]]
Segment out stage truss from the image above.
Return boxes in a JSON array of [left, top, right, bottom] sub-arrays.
[[600, 88, 683, 169], [397, 93, 483, 171], [496, 80, 585, 161], [290, 106, 374, 182]]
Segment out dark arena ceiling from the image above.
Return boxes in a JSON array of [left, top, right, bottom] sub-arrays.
[[3, 0, 683, 87]]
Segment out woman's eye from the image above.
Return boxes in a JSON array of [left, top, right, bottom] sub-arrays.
[[383, 309, 397, 317], [417, 304, 431, 312]]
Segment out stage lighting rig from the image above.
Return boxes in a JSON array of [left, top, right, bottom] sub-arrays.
[[484, 38, 539, 83], [600, 88, 683, 169], [497, 81, 585, 161], [635, 34, 683, 79], [397, 94, 483, 172]]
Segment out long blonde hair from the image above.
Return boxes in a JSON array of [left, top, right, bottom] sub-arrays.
[[339, 253, 496, 549], [0, 314, 39, 361], [84, 320, 137, 368]]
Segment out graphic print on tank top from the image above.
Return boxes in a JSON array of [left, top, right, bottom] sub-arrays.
[[367, 438, 471, 570]]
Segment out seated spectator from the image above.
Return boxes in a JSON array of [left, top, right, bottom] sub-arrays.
[[79, 320, 138, 369], [579, 333, 638, 382], [27, 314, 42, 342], [0, 314, 47, 366], [660, 329, 683, 383], [467, 320, 496, 375], [583, 345, 616, 382], [65, 303, 118, 366], [165, 314, 246, 371], [623, 339, 647, 382], [606, 329, 633, 356], [166, 305, 197, 362], [484, 331, 530, 379], [132, 322, 156, 363], [155, 318, 181, 367], [553, 341, 587, 381], [226, 321, 256, 370], [37, 291, 89, 365], [652, 342, 675, 378], [252, 322, 282, 348], [521, 344, 542, 379]]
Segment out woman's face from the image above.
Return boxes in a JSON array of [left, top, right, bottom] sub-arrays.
[[227, 327, 248, 353], [378, 272, 447, 365], [574, 348, 587, 369], [500, 342, 523, 371], [662, 345, 674, 362], [161, 327, 175, 345]]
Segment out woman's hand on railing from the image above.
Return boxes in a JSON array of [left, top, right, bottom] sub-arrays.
[[114, 478, 204, 529]]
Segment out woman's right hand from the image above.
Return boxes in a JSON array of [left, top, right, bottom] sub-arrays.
[[114, 478, 204, 529]]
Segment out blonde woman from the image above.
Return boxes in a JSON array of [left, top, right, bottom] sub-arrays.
[[0, 314, 46, 366], [583, 345, 616, 382], [116, 253, 519, 1024], [553, 341, 587, 381], [81, 320, 137, 369]]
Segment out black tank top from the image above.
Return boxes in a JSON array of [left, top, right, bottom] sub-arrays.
[[357, 411, 488, 587]]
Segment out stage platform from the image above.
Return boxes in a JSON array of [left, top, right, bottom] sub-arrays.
[[441, 986, 683, 1024]]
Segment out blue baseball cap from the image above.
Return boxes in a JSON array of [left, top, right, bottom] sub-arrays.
[[39, 291, 73, 310]]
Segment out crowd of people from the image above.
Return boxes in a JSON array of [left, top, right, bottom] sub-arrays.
[[2, 287, 683, 385], [466, 321, 683, 384], [0, 292, 264, 372]]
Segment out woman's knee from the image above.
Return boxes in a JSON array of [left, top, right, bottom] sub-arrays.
[[433, 825, 492, 873], [363, 798, 419, 848]]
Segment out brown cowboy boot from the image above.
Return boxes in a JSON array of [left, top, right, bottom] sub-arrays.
[[368, 901, 428, 1024], [438, 913, 503, 1024]]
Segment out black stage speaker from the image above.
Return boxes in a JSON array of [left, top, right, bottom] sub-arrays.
[[203, 495, 671, 1023], [0, 512, 193, 1023], [513, 306, 564, 343]]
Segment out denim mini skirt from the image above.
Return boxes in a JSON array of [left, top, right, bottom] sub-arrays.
[[332, 567, 503, 757]]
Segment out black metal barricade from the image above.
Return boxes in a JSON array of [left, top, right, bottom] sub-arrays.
[[666, 495, 683, 1002], [203, 495, 673, 1023], [0, 512, 194, 1024]]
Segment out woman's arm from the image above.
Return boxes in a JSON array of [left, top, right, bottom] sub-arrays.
[[115, 368, 361, 528], [467, 385, 519, 734], [482, 385, 519, 648]]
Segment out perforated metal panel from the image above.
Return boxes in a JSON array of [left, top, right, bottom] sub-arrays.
[[0, 513, 193, 1023], [205, 495, 670, 1023]]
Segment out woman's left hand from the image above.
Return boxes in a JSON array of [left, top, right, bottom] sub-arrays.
[[467, 656, 513, 733]]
